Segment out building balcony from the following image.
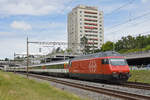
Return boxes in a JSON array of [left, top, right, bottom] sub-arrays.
[[84, 22, 97, 26], [84, 26, 97, 29], [88, 42, 98, 44], [84, 18, 97, 22], [84, 15, 97, 19], [84, 11, 97, 14], [89, 38, 98, 41], [85, 30, 98, 33]]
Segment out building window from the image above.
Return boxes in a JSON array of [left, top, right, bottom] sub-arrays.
[[80, 19, 82, 21], [80, 30, 82, 33], [80, 11, 82, 13]]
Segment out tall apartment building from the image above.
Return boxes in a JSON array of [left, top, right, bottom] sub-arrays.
[[68, 5, 104, 54]]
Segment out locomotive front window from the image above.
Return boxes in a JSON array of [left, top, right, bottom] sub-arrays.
[[109, 58, 127, 66]]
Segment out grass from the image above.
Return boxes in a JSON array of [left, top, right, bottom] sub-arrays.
[[0, 71, 87, 100], [128, 70, 150, 84]]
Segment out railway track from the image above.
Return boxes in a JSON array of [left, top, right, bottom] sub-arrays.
[[120, 82, 150, 90], [19, 73, 150, 100]]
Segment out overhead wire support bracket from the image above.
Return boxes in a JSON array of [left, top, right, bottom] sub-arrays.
[[28, 41, 67, 46]]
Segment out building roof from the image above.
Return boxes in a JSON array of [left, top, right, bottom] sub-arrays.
[[73, 5, 98, 11]]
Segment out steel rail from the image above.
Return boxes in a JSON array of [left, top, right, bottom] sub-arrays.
[[121, 82, 150, 90], [19, 73, 150, 100]]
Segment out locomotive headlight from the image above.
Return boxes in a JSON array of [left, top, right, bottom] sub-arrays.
[[112, 72, 117, 74], [112, 72, 118, 78]]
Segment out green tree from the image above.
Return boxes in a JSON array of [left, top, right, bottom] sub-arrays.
[[5, 58, 9, 61], [126, 35, 135, 49], [80, 36, 90, 54], [114, 34, 150, 53], [94, 49, 101, 53], [101, 41, 114, 51], [66, 49, 72, 54], [136, 34, 146, 49]]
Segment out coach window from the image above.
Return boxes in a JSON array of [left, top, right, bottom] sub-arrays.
[[102, 59, 109, 64]]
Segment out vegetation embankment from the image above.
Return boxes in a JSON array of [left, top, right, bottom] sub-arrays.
[[128, 70, 150, 84], [0, 71, 86, 100], [101, 34, 150, 54]]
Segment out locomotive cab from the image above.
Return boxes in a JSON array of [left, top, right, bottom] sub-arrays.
[[102, 57, 130, 82]]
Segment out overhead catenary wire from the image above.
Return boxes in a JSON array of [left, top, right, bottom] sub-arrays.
[[106, 15, 150, 35], [107, 11, 150, 30], [122, 30, 150, 39], [104, 0, 150, 41], [105, 0, 135, 15], [107, 30, 150, 43], [137, 30, 150, 36]]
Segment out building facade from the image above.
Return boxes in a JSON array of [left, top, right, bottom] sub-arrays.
[[68, 5, 104, 54]]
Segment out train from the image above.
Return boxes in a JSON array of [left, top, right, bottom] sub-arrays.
[[5, 51, 131, 83]]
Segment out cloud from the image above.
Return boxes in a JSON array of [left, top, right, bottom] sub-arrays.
[[0, 31, 10, 35], [0, 38, 26, 59], [10, 21, 32, 31], [141, 0, 150, 3], [32, 22, 66, 30], [0, 0, 71, 16]]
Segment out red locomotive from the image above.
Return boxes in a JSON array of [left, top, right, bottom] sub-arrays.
[[68, 51, 130, 82]]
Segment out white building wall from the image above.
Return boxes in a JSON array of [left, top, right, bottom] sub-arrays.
[[68, 5, 104, 54]]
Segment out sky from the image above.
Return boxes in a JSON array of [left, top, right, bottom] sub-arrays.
[[0, 0, 150, 59]]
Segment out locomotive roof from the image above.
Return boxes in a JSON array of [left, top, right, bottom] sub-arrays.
[[72, 51, 122, 60]]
